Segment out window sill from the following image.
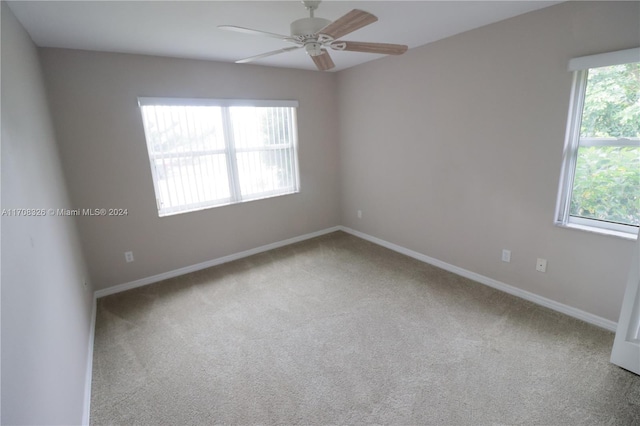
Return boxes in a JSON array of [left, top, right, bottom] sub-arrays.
[[555, 222, 638, 241], [158, 189, 299, 217]]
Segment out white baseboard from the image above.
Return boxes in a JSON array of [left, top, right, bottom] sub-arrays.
[[94, 226, 342, 298], [82, 295, 97, 425], [338, 226, 617, 332]]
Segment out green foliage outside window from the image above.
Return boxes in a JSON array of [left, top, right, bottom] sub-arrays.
[[580, 63, 640, 138], [571, 146, 639, 225]]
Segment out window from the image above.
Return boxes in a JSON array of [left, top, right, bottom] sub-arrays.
[[138, 98, 300, 216], [555, 48, 639, 239]]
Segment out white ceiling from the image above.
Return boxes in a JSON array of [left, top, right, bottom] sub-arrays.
[[8, 1, 561, 72]]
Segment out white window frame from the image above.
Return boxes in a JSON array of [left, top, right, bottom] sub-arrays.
[[138, 97, 300, 217], [554, 48, 640, 240]]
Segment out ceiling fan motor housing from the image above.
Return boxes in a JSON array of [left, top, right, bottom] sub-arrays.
[[291, 17, 331, 39]]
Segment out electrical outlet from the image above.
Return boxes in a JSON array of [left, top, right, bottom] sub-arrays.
[[536, 258, 547, 273], [357, 210, 362, 219], [502, 249, 511, 262], [125, 251, 134, 263]]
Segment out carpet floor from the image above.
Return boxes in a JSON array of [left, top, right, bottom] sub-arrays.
[[90, 231, 639, 425]]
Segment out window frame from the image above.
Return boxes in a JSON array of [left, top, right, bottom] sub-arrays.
[[138, 97, 300, 217], [554, 48, 640, 240]]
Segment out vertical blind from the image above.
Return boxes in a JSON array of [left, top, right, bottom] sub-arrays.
[[138, 98, 300, 216]]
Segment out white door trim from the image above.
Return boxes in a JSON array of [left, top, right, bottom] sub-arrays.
[[610, 238, 640, 375]]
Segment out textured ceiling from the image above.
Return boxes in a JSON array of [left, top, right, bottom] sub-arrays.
[[8, 1, 561, 72]]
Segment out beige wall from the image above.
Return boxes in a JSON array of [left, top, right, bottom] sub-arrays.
[[40, 49, 341, 291], [337, 1, 639, 322], [1, 3, 94, 424]]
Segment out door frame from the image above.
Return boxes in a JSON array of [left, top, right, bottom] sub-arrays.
[[610, 238, 640, 375]]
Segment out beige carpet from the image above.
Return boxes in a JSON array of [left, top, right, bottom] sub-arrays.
[[91, 231, 639, 425]]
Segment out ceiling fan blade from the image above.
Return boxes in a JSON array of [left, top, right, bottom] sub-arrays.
[[317, 9, 378, 40], [236, 46, 302, 64], [218, 25, 295, 42], [311, 51, 335, 71], [332, 41, 408, 55]]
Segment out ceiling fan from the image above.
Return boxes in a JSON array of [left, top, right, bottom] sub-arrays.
[[218, 0, 408, 71]]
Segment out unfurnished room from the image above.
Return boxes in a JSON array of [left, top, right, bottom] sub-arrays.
[[1, 1, 639, 425]]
